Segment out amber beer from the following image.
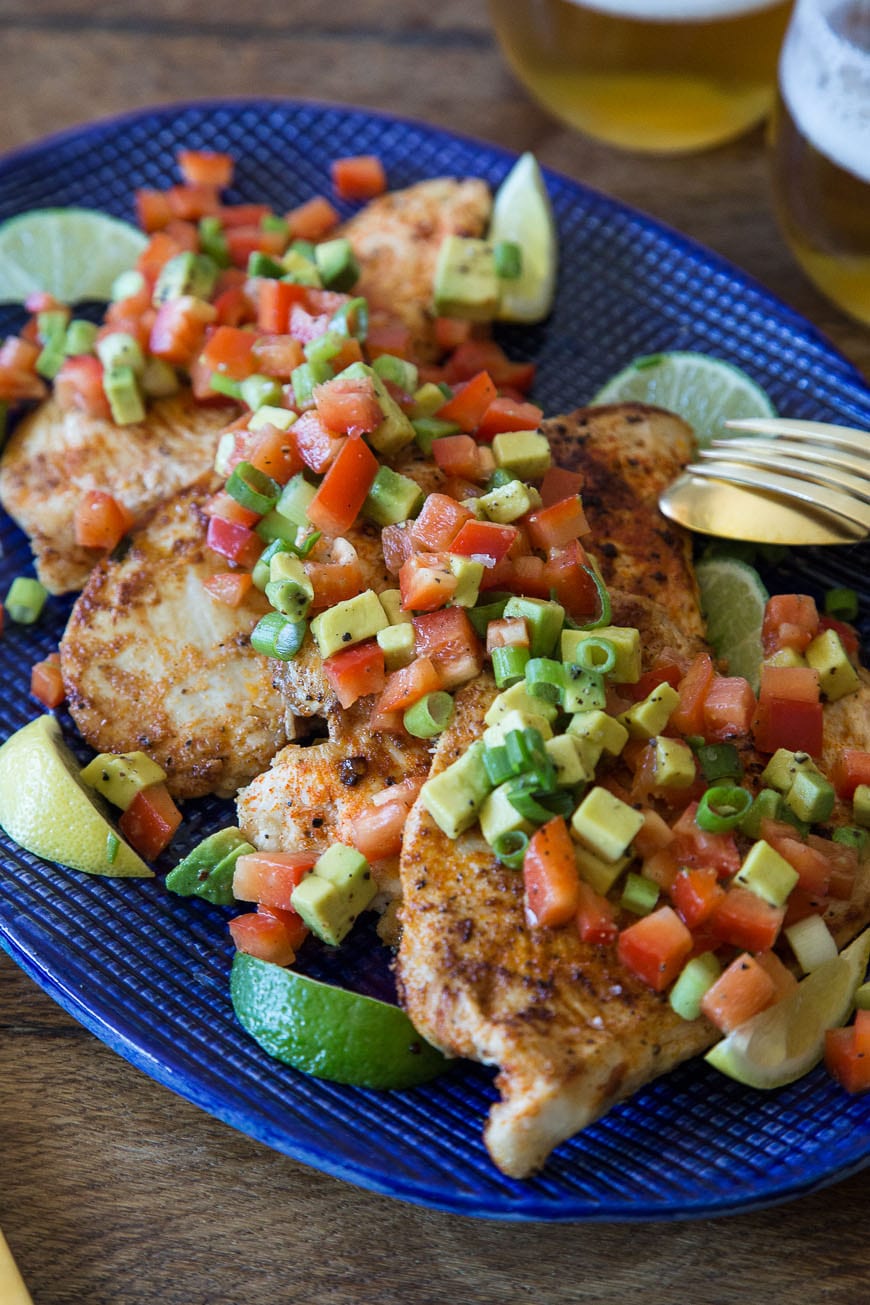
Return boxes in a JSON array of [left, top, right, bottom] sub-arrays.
[[487, 0, 793, 152], [769, 0, 870, 324]]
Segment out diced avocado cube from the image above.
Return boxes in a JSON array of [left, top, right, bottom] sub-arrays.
[[561, 626, 642, 684], [784, 913, 838, 973], [379, 588, 412, 627], [281, 248, 322, 287], [763, 647, 808, 669], [372, 353, 419, 393], [433, 235, 501, 321], [620, 871, 659, 917], [735, 839, 799, 907], [478, 480, 539, 524], [618, 683, 680, 740], [96, 331, 146, 376], [739, 788, 783, 840], [854, 785, 870, 829], [249, 404, 296, 432], [784, 768, 836, 824], [479, 784, 534, 847], [448, 555, 484, 607], [805, 627, 861, 701], [574, 844, 631, 895], [492, 430, 551, 480], [313, 238, 360, 292], [571, 786, 645, 863], [363, 465, 424, 527], [669, 952, 722, 1021], [341, 362, 416, 456], [502, 596, 564, 658], [412, 381, 449, 419], [141, 357, 179, 398], [651, 736, 696, 790], [291, 846, 376, 947], [153, 251, 218, 303], [760, 748, 821, 793], [833, 825, 869, 856], [412, 416, 460, 455], [310, 589, 389, 659], [239, 374, 284, 411], [484, 680, 559, 726], [265, 554, 314, 620], [64, 318, 99, 356], [165, 828, 255, 906], [104, 364, 146, 425], [419, 739, 493, 839], [377, 622, 416, 671], [545, 734, 593, 788], [275, 472, 317, 527], [79, 750, 167, 811], [562, 666, 606, 714], [313, 842, 369, 883], [855, 981, 870, 1010], [566, 709, 629, 759], [483, 708, 554, 751]]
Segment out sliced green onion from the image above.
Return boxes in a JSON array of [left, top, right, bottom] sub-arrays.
[[492, 829, 528, 870], [507, 728, 555, 790], [483, 744, 515, 787], [253, 539, 291, 591], [404, 691, 454, 739], [573, 561, 612, 631], [304, 330, 345, 368], [493, 240, 523, 280], [505, 776, 556, 824], [491, 644, 529, 688], [5, 575, 47, 624], [250, 612, 307, 660], [239, 374, 283, 412], [225, 461, 281, 515], [466, 594, 511, 638], [247, 251, 286, 279], [833, 825, 869, 855], [106, 831, 120, 865], [436, 381, 453, 400], [330, 296, 369, 341], [572, 636, 616, 676], [696, 742, 744, 783], [292, 238, 317, 262], [63, 319, 98, 357], [824, 587, 858, 622], [620, 871, 659, 916], [291, 360, 331, 408], [696, 784, 752, 833], [198, 216, 230, 268], [209, 372, 243, 400], [525, 657, 566, 705], [373, 354, 419, 393]]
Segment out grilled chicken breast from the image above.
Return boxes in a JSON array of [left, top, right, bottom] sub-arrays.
[[341, 177, 492, 362], [0, 391, 233, 594], [60, 479, 292, 800]]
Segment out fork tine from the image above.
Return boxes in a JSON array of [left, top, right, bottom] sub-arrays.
[[698, 448, 870, 503], [709, 436, 870, 485], [685, 459, 870, 534], [725, 416, 870, 455]]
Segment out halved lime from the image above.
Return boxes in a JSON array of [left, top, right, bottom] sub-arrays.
[[705, 927, 870, 1089], [0, 208, 147, 304], [489, 153, 558, 323], [695, 556, 768, 692], [230, 952, 448, 1090], [0, 715, 152, 877], [591, 352, 776, 446]]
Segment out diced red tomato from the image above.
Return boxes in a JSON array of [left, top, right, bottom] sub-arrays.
[[411, 607, 483, 690], [752, 696, 824, 757], [830, 749, 870, 801], [366, 316, 413, 360], [618, 660, 685, 704], [205, 515, 262, 569], [475, 396, 544, 442], [257, 280, 307, 334], [381, 522, 415, 575], [232, 850, 315, 909], [149, 296, 217, 367], [257, 903, 310, 952], [219, 203, 271, 229], [766, 834, 831, 896], [135, 188, 174, 232], [449, 518, 519, 567], [286, 195, 340, 240], [762, 593, 819, 655], [162, 217, 201, 251], [669, 653, 715, 737], [702, 676, 756, 741], [322, 640, 386, 709], [118, 783, 182, 861], [177, 149, 233, 187], [411, 493, 474, 551], [74, 491, 134, 551], [575, 880, 618, 944], [436, 371, 498, 433], [501, 554, 551, 600], [617, 906, 693, 992], [633, 809, 675, 859], [700, 953, 778, 1033], [307, 435, 379, 537], [228, 912, 297, 967], [222, 224, 277, 265], [539, 465, 584, 507], [251, 333, 305, 380], [205, 489, 260, 529], [313, 375, 383, 437], [525, 496, 590, 551], [136, 230, 189, 284], [709, 886, 786, 952], [754, 949, 798, 1001], [399, 554, 458, 611], [523, 817, 581, 928], [247, 424, 303, 485], [433, 317, 473, 352], [331, 154, 387, 201], [672, 866, 726, 929], [443, 339, 536, 393], [542, 540, 599, 619], [350, 797, 414, 863], [486, 617, 530, 654], [54, 355, 110, 418], [376, 656, 443, 714], [431, 434, 482, 480], [640, 848, 680, 894], [199, 325, 257, 381], [202, 572, 253, 608], [292, 410, 343, 473], [165, 183, 221, 221], [31, 655, 65, 708], [671, 803, 741, 879], [806, 834, 858, 900], [305, 553, 365, 610], [825, 1023, 870, 1094], [759, 664, 820, 704]]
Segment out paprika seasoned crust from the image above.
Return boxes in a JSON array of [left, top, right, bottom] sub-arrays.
[[59, 478, 293, 800]]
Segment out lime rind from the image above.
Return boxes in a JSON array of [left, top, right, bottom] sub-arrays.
[[230, 952, 448, 1090], [590, 351, 776, 447], [0, 208, 147, 304], [490, 152, 558, 324], [695, 556, 768, 693]]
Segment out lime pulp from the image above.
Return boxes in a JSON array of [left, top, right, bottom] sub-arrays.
[[0, 208, 147, 304], [695, 556, 768, 693], [489, 152, 558, 324]]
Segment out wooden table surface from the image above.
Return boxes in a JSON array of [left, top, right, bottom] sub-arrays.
[[2, 4, 869, 1302]]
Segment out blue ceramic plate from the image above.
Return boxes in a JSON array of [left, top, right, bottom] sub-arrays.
[[0, 100, 869, 1222]]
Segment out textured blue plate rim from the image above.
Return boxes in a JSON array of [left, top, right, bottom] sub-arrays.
[[1, 98, 869, 1222]]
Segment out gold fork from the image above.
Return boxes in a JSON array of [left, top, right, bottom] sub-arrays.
[[0, 1229, 33, 1304]]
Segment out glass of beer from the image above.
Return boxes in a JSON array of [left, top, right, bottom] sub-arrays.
[[487, 1, 793, 154], [769, 0, 870, 324]]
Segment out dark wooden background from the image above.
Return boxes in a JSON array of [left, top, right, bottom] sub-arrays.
[[1, 3, 869, 1302]]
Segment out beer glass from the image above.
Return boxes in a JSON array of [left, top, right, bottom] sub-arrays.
[[769, 0, 870, 324], [487, 1, 793, 153]]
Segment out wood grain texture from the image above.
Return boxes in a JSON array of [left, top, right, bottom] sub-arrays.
[[1, 4, 869, 1301]]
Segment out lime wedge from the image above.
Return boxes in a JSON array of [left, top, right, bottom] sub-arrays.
[[695, 556, 768, 692], [489, 153, 557, 323], [0, 208, 147, 304], [230, 952, 448, 1090], [0, 715, 152, 877], [705, 927, 870, 1089], [591, 351, 776, 446]]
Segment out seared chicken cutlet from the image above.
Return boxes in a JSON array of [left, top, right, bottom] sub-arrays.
[[340, 177, 492, 362], [0, 391, 233, 594], [60, 479, 292, 799]]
